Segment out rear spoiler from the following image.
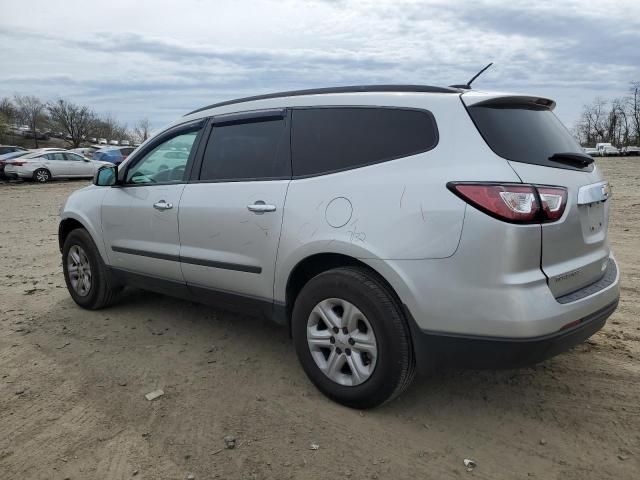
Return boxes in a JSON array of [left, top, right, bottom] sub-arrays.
[[463, 95, 556, 110]]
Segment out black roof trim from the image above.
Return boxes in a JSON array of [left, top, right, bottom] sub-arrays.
[[186, 85, 460, 116]]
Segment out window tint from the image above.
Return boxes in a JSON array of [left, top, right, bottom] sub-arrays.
[[291, 107, 438, 176], [64, 153, 84, 161], [46, 153, 65, 161], [126, 130, 200, 184], [468, 105, 588, 170], [199, 118, 290, 181]]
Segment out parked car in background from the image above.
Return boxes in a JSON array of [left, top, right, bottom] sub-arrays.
[[0, 150, 30, 178], [2, 148, 65, 178], [0, 145, 27, 156], [583, 147, 598, 156], [59, 85, 619, 408], [89, 137, 97, 143], [23, 129, 49, 140], [621, 146, 640, 156], [120, 140, 131, 146], [109, 140, 119, 146], [70, 147, 99, 159], [5, 150, 113, 182], [599, 145, 620, 156], [98, 138, 107, 145], [92, 146, 135, 165]]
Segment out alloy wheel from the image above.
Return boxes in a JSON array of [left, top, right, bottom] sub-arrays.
[[35, 170, 50, 182]]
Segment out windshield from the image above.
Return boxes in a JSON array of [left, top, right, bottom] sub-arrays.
[[468, 104, 588, 170]]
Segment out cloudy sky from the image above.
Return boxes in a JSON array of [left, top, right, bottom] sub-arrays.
[[1, 0, 639, 130]]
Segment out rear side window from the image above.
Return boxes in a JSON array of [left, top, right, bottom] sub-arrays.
[[468, 105, 586, 169], [291, 107, 438, 177], [199, 118, 290, 181]]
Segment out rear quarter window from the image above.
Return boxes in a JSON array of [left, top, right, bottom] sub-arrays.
[[291, 107, 438, 177]]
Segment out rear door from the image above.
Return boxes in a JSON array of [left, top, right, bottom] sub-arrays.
[[464, 95, 611, 297], [43, 152, 70, 176], [178, 109, 291, 308]]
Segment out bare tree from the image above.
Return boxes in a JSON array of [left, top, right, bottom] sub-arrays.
[[134, 118, 151, 143], [14, 95, 46, 148], [0, 97, 16, 123], [627, 82, 640, 145], [91, 114, 128, 143], [47, 99, 95, 148]]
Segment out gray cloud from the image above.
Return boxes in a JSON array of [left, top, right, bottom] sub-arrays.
[[0, 0, 638, 128]]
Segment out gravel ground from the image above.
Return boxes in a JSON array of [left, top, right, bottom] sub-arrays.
[[1, 157, 638, 479]]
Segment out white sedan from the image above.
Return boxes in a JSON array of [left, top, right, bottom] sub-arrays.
[[4, 150, 114, 182]]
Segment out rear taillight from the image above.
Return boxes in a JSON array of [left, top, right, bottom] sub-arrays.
[[11, 161, 27, 166], [447, 182, 567, 224], [537, 187, 567, 221]]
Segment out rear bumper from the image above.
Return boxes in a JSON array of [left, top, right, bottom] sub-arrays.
[[4, 167, 32, 179], [408, 298, 618, 371]]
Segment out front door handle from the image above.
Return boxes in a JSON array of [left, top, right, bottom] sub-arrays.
[[153, 200, 173, 211], [247, 201, 276, 214]]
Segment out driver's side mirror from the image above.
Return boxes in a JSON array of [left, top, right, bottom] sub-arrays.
[[94, 165, 118, 186]]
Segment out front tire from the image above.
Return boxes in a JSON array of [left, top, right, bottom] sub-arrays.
[[62, 228, 120, 309], [292, 267, 415, 408], [33, 168, 51, 183]]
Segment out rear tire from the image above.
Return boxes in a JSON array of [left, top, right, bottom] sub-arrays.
[[292, 267, 415, 408], [33, 168, 51, 183], [62, 228, 121, 309]]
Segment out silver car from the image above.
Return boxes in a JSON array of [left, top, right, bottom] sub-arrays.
[[58, 85, 619, 408], [5, 150, 113, 182]]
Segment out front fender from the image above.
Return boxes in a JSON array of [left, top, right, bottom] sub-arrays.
[[59, 187, 109, 263]]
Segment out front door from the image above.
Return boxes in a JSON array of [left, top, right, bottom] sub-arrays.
[[101, 123, 204, 282], [64, 152, 93, 177], [179, 110, 291, 305]]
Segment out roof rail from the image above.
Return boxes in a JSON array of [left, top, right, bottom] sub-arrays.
[[185, 84, 461, 116]]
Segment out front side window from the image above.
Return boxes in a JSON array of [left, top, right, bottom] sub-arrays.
[[291, 107, 438, 177], [199, 118, 290, 182], [45, 153, 65, 161], [126, 130, 200, 184], [64, 153, 84, 161]]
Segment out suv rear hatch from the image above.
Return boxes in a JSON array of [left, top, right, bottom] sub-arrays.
[[463, 93, 612, 298]]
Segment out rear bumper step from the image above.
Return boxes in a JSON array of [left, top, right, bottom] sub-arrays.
[[555, 258, 617, 304], [408, 299, 619, 371]]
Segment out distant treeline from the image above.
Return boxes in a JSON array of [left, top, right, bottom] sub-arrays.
[[0, 95, 151, 148], [574, 82, 640, 147]]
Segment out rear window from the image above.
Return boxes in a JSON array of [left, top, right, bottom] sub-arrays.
[[291, 107, 438, 177], [468, 105, 586, 169], [199, 118, 290, 181]]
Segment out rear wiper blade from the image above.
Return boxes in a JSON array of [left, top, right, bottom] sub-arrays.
[[548, 152, 594, 167]]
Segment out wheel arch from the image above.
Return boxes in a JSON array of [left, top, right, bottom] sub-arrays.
[[58, 214, 108, 264], [284, 253, 408, 334], [33, 167, 51, 180]]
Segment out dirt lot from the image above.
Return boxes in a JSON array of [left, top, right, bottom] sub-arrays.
[[1, 158, 638, 480]]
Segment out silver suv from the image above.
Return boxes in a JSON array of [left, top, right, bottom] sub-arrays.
[[59, 85, 620, 408]]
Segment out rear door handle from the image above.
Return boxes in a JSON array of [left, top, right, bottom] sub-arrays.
[[247, 201, 276, 214], [153, 200, 173, 211]]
